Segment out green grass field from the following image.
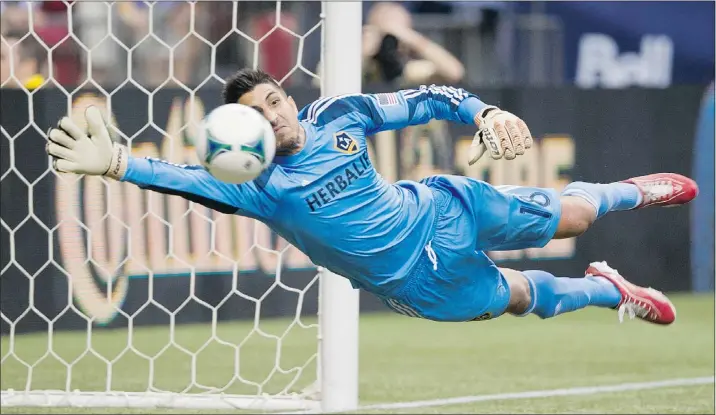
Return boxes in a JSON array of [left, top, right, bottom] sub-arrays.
[[1, 293, 713, 414]]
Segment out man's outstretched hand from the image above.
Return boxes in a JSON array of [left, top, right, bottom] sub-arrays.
[[468, 106, 534, 165], [46, 106, 128, 179]]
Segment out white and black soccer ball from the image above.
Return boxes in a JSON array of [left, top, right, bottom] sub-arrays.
[[195, 103, 276, 184]]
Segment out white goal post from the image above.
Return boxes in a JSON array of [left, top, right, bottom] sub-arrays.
[[319, 1, 362, 412], [0, 1, 360, 412]]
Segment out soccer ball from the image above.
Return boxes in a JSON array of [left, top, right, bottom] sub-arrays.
[[195, 103, 276, 184]]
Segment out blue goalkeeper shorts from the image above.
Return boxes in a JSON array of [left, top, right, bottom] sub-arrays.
[[382, 175, 562, 322]]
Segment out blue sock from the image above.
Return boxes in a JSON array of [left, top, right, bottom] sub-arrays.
[[519, 270, 622, 319], [561, 181, 642, 219]]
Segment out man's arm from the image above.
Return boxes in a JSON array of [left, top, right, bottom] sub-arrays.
[[361, 85, 486, 134], [304, 85, 533, 163], [121, 156, 273, 217], [301, 85, 484, 134], [46, 106, 273, 219], [363, 2, 464, 84], [390, 28, 465, 84]]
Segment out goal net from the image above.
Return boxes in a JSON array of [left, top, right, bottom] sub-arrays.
[[0, 1, 360, 411]]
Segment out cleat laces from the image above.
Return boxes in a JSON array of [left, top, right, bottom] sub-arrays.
[[640, 180, 677, 204]]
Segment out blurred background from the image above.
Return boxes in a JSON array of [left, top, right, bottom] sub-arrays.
[[0, 1, 714, 410], [0, 0, 714, 325], [0, 0, 714, 323], [1, 1, 714, 88], [1, 1, 714, 89]]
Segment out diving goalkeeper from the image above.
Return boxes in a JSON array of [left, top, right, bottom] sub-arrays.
[[45, 69, 698, 324]]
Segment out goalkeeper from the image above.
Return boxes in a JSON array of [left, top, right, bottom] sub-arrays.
[[45, 69, 698, 325]]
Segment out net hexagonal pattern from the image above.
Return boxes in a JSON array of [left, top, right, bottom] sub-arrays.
[[1, 1, 327, 410]]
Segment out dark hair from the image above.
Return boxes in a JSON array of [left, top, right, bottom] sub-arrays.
[[222, 68, 283, 104]]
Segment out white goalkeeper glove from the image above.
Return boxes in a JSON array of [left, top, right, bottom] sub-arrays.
[[468, 105, 534, 165], [46, 105, 128, 180]]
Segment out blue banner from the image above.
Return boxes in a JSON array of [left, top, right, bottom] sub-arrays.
[[528, 1, 715, 88]]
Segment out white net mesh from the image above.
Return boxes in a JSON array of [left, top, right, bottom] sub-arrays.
[[1, 1, 329, 410]]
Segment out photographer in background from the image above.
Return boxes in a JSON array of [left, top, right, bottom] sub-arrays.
[[362, 1, 465, 86]]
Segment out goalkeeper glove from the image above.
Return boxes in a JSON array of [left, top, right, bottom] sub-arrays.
[[45, 105, 128, 180], [468, 106, 534, 165]]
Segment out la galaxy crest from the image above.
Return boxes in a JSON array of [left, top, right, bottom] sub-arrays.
[[334, 131, 359, 155]]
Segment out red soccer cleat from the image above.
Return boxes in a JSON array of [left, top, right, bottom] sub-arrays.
[[621, 173, 699, 209], [585, 261, 676, 325]]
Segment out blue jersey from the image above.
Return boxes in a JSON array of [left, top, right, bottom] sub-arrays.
[[121, 85, 487, 296]]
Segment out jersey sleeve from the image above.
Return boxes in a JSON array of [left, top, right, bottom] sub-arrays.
[[120, 156, 277, 219], [299, 85, 488, 136]]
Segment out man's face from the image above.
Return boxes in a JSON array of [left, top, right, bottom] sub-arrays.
[[238, 82, 301, 155]]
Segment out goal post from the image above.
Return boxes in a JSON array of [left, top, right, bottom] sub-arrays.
[[319, 0, 362, 410], [0, 1, 360, 412]]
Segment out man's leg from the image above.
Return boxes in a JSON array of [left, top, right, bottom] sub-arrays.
[[494, 173, 698, 325], [500, 267, 620, 317], [554, 173, 698, 239], [499, 263, 677, 325], [420, 173, 694, 324]]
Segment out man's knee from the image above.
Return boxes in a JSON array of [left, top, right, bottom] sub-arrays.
[[499, 268, 532, 315], [554, 196, 597, 239]]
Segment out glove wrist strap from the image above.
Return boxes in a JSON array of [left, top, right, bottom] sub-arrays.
[[473, 105, 499, 128], [104, 143, 128, 180]]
